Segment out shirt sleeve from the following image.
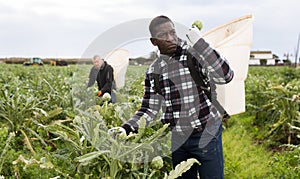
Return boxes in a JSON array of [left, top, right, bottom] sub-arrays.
[[191, 38, 234, 84], [123, 72, 162, 132]]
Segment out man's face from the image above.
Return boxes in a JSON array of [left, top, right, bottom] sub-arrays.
[[151, 22, 178, 56], [93, 57, 103, 69]]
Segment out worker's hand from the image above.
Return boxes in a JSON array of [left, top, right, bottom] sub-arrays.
[[108, 127, 127, 140], [186, 26, 202, 46], [97, 91, 102, 97]]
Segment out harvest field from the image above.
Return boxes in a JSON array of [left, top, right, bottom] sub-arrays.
[[0, 63, 299, 178]]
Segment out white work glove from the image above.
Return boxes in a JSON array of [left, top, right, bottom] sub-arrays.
[[186, 26, 202, 46], [108, 127, 127, 140]]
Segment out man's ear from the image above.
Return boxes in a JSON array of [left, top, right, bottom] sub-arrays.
[[150, 38, 158, 46]]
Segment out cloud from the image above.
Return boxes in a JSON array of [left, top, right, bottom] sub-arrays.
[[0, 0, 299, 60]]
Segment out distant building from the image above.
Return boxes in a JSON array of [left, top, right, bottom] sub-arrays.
[[249, 50, 275, 65]]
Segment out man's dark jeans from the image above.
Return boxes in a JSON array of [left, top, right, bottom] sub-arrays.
[[171, 125, 224, 179]]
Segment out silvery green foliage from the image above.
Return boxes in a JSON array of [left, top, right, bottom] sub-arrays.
[[164, 158, 200, 179], [72, 107, 170, 178]]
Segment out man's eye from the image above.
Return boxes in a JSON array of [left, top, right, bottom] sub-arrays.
[[157, 33, 167, 38]]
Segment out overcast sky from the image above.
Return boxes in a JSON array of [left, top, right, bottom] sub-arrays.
[[0, 0, 299, 61]]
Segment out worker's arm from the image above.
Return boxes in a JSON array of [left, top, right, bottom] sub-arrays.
[[87, 67, 98, 87]]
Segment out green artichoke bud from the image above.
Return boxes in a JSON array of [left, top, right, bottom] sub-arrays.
[[151, 156, 164, 169], [102, 92, 111, 101], [192, 20, 203, 30], [117, 130, 127, 140]]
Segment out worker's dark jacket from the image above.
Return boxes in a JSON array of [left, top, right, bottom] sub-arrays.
[[87, 61, 114, 94]]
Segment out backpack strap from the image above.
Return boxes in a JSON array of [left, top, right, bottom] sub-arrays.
[[153, 73, 162, 95], [186, 52, 230, 119], [186, 52, 211, 99], [152, 58, 164, 95]]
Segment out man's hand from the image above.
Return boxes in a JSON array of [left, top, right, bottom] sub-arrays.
[[186, 26, 202, 46], [108, 127, 127, 140], [97, 90, 102, 97]]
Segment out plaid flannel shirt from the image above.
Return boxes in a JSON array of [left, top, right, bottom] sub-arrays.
[[124, 38, 234, 134]]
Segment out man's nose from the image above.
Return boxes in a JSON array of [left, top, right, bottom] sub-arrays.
[[165, 33, 175, 41], [165, 33, 176, 42]]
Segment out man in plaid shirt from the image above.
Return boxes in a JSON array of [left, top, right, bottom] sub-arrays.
[[121, 15, 234, 179]]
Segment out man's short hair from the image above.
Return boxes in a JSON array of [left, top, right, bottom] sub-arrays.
[[92, 55, 101, 61], [149, 15, 174, 37]]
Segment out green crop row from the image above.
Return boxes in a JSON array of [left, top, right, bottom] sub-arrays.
[[245, 66, 300, 148], [0, 64, 195, 178], [0, 64, 299, 178]]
